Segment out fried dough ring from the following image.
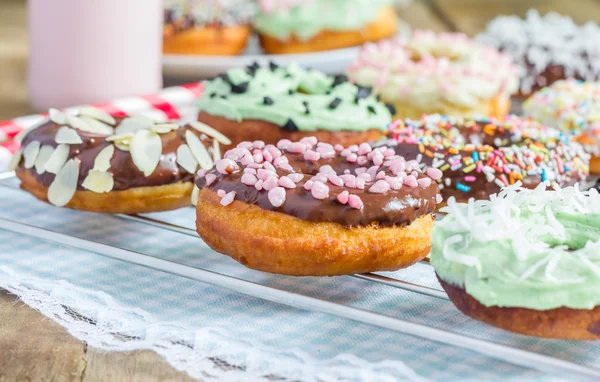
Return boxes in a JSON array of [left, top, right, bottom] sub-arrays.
[[163, 25, 251, 56], [17, 168, 193, 214], [196, 187, 434, 276], [198, 112, 385, 151], [438, 277, 600, 340], [258, 6, 398, 54]]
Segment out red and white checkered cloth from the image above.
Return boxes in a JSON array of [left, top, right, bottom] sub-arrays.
[[0, 82, 204, 154]]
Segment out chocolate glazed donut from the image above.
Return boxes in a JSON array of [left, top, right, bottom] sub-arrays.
[[194, 137, 441, 276], [11, 107, 229, 214]]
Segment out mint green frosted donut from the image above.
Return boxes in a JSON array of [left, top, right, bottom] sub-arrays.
[[431, 182, 600, 310]]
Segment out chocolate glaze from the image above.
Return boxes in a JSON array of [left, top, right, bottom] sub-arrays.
[[195, 152, 439, 228], [19, 118, 216, 191]]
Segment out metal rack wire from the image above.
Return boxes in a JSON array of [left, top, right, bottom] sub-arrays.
[[1, 171, 599, 380]]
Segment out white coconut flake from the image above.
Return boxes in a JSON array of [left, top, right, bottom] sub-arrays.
[[93, 145, 115, 172], [8, 148, 23, 171], [48, 158, 80, 207], [82, 170, 114, 193], [34, 145, 55, 174], [176, 144, 198, 174], [55, 127, 83, 144], [189, 121, 232, 145], [44, 144, 70, 174], [130, 129, 162, 177], [185, 130, 213, 170], [48, 108, 67, 124], [22, 141, 41, 169], [78, 106, 116, 125]]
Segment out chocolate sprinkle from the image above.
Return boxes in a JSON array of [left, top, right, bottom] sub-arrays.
[[331, 74, 349, 87], [210, 92, 218, 98], [288, 89, 294, 95], [302, 101, 310, 115], [230, 81, 249, 94], [282, 119, 299, 132], [269, 62, 279, 71], [263, 96, 274, 105], [246, 62, 260, 75], [367, 105, 376, 114], [328, 97, 342, 110], [385, 103, 396, 116], [356, 86, 372, 100]]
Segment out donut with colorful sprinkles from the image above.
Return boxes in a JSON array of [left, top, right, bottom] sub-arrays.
[[196, 62, 393, 150], [194, 137, 441, 276], [384, 115, 589, 204], [432, 182, 600, 339]]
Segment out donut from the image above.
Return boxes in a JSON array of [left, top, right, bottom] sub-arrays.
[[253, 0, 398, 54], [476, 10, 600, 98], [523, 79, 600, 174], [11, 107, 228, 214], [382, 114, 589, 204], [347, 30, 518, 120], [163, 0, 256, 55], [196, 62, 393, 150], [431, 182, 600, 339], [194, 137, 441, 276]]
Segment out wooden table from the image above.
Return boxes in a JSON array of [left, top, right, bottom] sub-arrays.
[[1, 0, 600, 380]]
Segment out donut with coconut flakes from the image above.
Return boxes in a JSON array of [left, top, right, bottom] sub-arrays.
[[11, 107, 229, 213], [194, 137, 441, 276]]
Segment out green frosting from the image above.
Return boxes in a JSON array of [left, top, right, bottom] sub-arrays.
[[430, 183, 600, 311], [197, 63, 392, 132], [253, 0, 395, 41]]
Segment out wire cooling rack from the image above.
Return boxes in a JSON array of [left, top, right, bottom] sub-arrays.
[[0, 170, 599, 380]]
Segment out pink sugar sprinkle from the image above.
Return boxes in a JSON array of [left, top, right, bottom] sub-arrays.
[[358, 142, 372, 155], [300, 136, 318, 147], [383, 148, 395, 158], [247, 162, 261, 169], [304, 150, 321, 161], [220, 191, 236, 206], [411, 171, 419, 177], [268, 187, 286, 207], [337, 190, 349, 204], [243, 168, 256, 174], [355, 178, 366, 190], [264, 146, 282, 159], [263, 176, 278, 191], [263, 162, 276, 172], [426, 167, 443, 180], [390, 159, 406, 174], [262, 150, 273, 163], [367, 166, 379, 179], [205, 173, 217, 186], [417, 177, 432, 188], [240, 154, 254, 166], [273, 156, 289, 168], [385, 176, 403, 190], [217, 189, 226, 197], [357, 173, 372, 181], [252, 140, 265, 149], [334, 144, 344, 152], [303, 180, 314, 191], [277, 139, 292, 150], [319, 165, 336, 175], [376, 171, 386, 180], [316, 145, 336, 158], [405, 163, 413, 173], [346, 153, 358, 163], [355, 167, 367, 175], [197, 169, 207, 178], [312, 174, 328, 183], [369, 180, 390, 193], [279, 163, 294, 172], [257, 169, 274, 181], [287, 173, 304, 182], [344, 169, 350, 174], [476, 163, 483, 173], [340, 149, 351, 157], [253, 152, 264, 163], [373, 153, 384, 166], [287, 142, 307, 154], [436, 194, 443, 204], [357, 156, 368, 166], [237, 142, 253, 149], [348, 145, 358, 152], [327, 174, 344, 187], [278, 176, 296, 189], [348, 194, 363, 209], [407, 160, 420, 170], [255, 179, 264, 191], [464, 176, 476, 182], [311, 181, 329, 200], [404, 175, 418, 188], [241, 173, 258, 186]]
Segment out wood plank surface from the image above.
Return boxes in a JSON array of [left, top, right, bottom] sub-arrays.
[[433, 0, 600, 36]]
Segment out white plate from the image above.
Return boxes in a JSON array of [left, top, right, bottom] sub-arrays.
[[162, 35, 360, 79]]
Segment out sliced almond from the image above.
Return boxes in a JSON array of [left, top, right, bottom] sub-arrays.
[[82, 170, 114, 193], [55, 126, 83, 144], [130, 129, 162, 176], [106, 132, 135, 142], [23, 141, 41, 169], [185, 130, 213, 170], [49, 108, 67, 124], [48, 158, 80, 207], [93, 145, 114, 172], [114, 142, 130, 152], [191, 184, 200, 206], [8, 148, 23, 171], [79, 116, 114, 135], [114, 115, 155, 135], [151, 123, 179, 134], [189, 121, 232, 145], [34, 145, 55, 174], [176, 144, 198, 174], [212, 139, 221, 161], [45, 144, 70, 174], [78, 106, 116, 125], [66, 115, 94, 132]]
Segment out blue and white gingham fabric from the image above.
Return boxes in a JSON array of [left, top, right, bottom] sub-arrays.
[[0, 176, 598, 381]]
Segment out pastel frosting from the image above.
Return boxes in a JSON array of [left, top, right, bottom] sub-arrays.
[[431, 182, 600, 310], [197, 63, 393, 132], [347, 30, 518, 112], [253, 0, 394, 41], [523, 79, 600, 155], [164, 0, 257, 26]]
